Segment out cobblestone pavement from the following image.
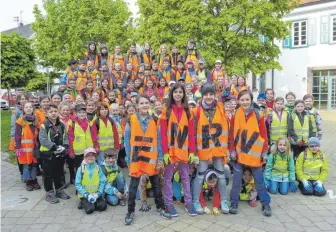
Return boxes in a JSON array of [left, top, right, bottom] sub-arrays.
[[1, 111, 336, 232]]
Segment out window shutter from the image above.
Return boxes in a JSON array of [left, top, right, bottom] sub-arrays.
[[320, 15, 329, 44], [308, 18, 316, 45], [283, 36, 291, 48]]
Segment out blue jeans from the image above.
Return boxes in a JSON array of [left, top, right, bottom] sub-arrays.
[[173, 180, 183, 201], [106, 173, 126, 205], [230, 162, 271, 206], [22, 164, 37, 182], [269, 181, 289, 195], [299, 180, 327, 196]]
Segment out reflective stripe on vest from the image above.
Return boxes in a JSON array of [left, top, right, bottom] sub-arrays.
[[270, 111, 288, 142], [73, 122, 93, 155], [129, 115, 158, 177], [16, 117, 38, 159], [78, 165, 100, 198], [302, 150, 324, 179], [272, 153, 289, 176], [196, 103, 229, 161], [310, 108, 317, 133], [103, 165, 120, 183], [21, 139, 33, 144], [98, 118, 115, 151], [292, 114, 309, 143], [234, 108, 265, 167]]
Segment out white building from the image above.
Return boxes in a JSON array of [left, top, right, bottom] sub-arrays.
[[248, 0, 336, 109]]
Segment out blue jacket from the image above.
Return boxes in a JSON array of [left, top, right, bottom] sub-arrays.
[[124, 113, 163, 166], [75, 162, 106, 198]]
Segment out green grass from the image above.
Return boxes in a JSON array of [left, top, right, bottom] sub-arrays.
[[1, 110, 16, 163]]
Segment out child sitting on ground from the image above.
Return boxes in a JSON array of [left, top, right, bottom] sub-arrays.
[[296, 137, 329, 196], [199, 170, 221, 216], [264, 137, 297, 195], [101, 148, 128, 206], [239, 168, 258, 207], [75, 147, 107, 214]]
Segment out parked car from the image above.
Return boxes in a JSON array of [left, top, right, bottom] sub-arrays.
[[0, 99, 10, 110], [1, 92, 16, 107]]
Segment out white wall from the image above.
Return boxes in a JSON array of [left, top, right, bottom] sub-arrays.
[[264, 2, 336, 99]]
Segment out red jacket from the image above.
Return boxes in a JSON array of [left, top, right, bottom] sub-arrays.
[[200, 187, 220, 208], [91, 117, 120, 150], [266, 100, 274, 108], [229, 108, 268, 152], [160, 104, 196, 154], [68, 117, 99, 156]]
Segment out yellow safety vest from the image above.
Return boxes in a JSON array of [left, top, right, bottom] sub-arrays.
[[101, 165, 119, 183], [73, 122, 93, 155], [270, 111, 288, 143], [302, 150, 324, 180], [292, 114, 309, 143], [78, 164, 100, 198], [97, 119, 115, 152]]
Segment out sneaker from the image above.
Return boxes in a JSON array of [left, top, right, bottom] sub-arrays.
[[125, 212, 135, 225], [166, 205, 178, 217], [45, 191, 59, 204], [262, 205, 272, 217], [26, 181, 33, 191], [193, 201, 204, 215], [156, 208, 172, 220], [119, 198, 126, 206], [56, 189, 70, 199], [229, 203, 238, 214], [77, 201, 83, 209], [221, 200, 230, 214], [32, 179, 41, 190], [185, 203, 197, 216]]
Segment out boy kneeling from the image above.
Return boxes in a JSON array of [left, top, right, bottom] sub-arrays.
[[75, 148, 107, 214], [101, 148, 128, 206]]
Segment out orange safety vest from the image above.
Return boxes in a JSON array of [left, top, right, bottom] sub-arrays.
[[129, 114, 158, 178], [163, 109, 190, 163], [84, 52, 99, 67], [99, 55, 111, 68], [111, 54, 125, 71], [127, 53, 141, 72], [158, 54, 172, 71], [211, 69, 225, 82], [160, 69, 173, 82], [88, 69, 99, 89], [184, 50, 199, 69], [66, 68, 76, 81], [230, 85, 247, 97], [196, 103, 229, 162], [184, 70, 193, 83], [175, 70, 183, 80], [234, 107, 265, 167], [15, 117, 38, 164], [74, 70, 90, 91], [143, 52, 153, 64]]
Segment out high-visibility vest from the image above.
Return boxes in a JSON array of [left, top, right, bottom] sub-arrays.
[[129, 114, 158, 178], [143, 51, 153, 64], [197, 69, 208, 82], [158, 54, 172, 71], [74, 70, 89, 91], [160, 69, 174, 82], [96, 118, 115, 151], [88, 69, 99, 89], [184, 50, 199, 68], [78, 164, 100, 198], [270, 111, 288, 143], [171, 53, 182, 70], [308, 108, 318, 134], [84, 52, 99, 67], [164, 109, 190, 163], [175, 70, 183, 80], [184, 70, 193, 83], [66, 68, 76, 80], [230, 85, 247, 97], [211, 69, 225, 82], [40, 122, 65, 152], [196, 103, 229, 161], [234, 107, 265, 167], [101, 165, 120, 184], [271, 152, 290, 178], [99, 55, 111, 68], [292, 113, 310, 143], [111, 54, 125, 71], [240, 179, 255, 201], [127, 53, 141, 72], [15, 117, 38, 164], [301, 150, 324, 180], [71, 121, 93, 155]]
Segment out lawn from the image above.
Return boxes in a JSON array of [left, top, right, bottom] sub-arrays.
[[1, 110, 16, 163]]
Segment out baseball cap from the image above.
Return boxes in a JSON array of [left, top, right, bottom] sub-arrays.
[[215, 60, 222, 64], [84, 147, 97, 156]]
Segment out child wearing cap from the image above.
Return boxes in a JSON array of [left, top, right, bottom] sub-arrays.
[[75, 147, 107, 214], [296, 137, 329, 196], [101, 148, 128, 206], [196, 59, 211, 83], [68, 104, 99, 171]]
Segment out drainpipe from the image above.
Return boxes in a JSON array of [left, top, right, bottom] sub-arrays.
[[272, 68, 274, 90]]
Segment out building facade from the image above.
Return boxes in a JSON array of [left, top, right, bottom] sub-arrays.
[[249, 0, 336, 109]]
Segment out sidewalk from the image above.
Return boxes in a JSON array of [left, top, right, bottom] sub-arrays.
[[1, 111, 335, 232]]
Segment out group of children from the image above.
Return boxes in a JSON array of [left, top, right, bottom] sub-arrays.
[[10, 40, 329, 226]]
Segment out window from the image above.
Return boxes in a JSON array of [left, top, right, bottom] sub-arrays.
[[292, 20, 307, 47], [330, 15, 336, 43]]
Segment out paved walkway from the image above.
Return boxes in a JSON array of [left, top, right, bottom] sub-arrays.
[[1, 111, 336, 232]]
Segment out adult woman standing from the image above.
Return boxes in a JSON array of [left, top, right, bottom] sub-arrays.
[[229, 90, 272, 217]]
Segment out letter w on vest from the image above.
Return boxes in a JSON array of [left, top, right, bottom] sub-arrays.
[[170, 123, 188, 149], [234, 129, 260, 154]]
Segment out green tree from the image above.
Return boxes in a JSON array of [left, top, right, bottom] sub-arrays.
[[32, 0, 133, 70], [1, 32, 36, 90], [25, 71, 58, 92], [136, 0, 293, 74]]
